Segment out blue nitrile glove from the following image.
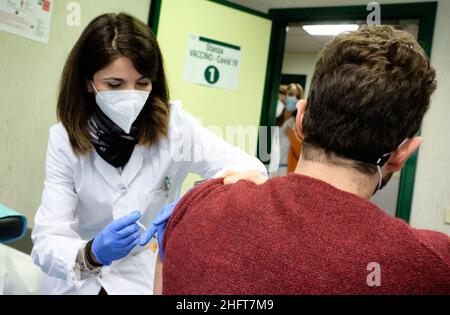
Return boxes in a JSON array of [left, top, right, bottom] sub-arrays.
[[92, 211, 142, 266], [139, 200, 178, 260]]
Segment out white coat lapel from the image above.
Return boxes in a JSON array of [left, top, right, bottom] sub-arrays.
[[121, 146, 144, 187], [93, 153, 121, 190]]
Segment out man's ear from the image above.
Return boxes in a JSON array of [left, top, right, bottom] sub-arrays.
[[295, 99, 307, 140], [386, 137, 423, 173]]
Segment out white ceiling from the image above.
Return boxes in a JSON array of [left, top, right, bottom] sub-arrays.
[[285, 25, 335, 53], [228, 0, 420, 53]]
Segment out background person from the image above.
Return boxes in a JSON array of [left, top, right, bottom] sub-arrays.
[[272, 83, 304, 176]]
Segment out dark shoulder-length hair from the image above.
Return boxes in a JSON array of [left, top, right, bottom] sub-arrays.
[[57, 12, 170, 155]]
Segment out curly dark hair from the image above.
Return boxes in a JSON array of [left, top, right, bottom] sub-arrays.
[[302, 25, 437, 174]]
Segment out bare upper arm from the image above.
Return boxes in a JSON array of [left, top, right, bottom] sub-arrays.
[[153, 253, 163, 295]]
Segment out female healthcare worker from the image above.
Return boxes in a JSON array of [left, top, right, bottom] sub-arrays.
[[31, 13, 267, 295]]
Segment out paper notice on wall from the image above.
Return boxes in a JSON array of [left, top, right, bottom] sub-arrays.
[[0, 0, 53, 44], [183, 34, 241, 91]]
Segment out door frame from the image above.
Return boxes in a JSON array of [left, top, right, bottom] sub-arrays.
[[262, 2, 437, 222]]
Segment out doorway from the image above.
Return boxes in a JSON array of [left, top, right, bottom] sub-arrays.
[[259, 2, 437, 221]]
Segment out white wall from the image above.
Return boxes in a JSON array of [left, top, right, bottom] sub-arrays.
[[232, 0, 450, 235], [282, 52, 318, 96], [409, 0, 450, 235]]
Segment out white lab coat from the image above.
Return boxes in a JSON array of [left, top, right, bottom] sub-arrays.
[[0, 245, 43, 295], [31, 101, 267, 295]]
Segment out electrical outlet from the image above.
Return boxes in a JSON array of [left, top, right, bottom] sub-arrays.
[[445, 208, 450, 225]]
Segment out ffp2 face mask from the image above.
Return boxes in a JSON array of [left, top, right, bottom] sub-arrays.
[[91, 81, 150, 133]]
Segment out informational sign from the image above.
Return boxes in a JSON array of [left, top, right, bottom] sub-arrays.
[[0, 0, 53, 44], [183, 34, 241, 91]]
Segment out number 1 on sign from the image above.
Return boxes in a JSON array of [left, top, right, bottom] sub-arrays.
[[204, 66, 220, 84], [208, 68, 215, 82]]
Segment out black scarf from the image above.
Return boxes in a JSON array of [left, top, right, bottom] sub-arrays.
[[88, 107, 139, 168]]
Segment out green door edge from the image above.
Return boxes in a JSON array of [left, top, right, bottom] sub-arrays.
[[148, 0, 163, 35]]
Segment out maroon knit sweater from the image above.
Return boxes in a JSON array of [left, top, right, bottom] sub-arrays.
[[163, 174, 450, 294]]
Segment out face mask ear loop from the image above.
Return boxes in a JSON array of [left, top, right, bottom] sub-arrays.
[[374, 140, 409, 192], [375, 152, 393, 191], [91, 81, 101, 96], [91, 81, 107, 103]]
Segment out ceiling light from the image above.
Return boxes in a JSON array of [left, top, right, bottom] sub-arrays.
[[302, 24, 359, 36]]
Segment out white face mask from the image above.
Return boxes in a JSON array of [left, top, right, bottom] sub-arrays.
[[91, 81, 150, 133]]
